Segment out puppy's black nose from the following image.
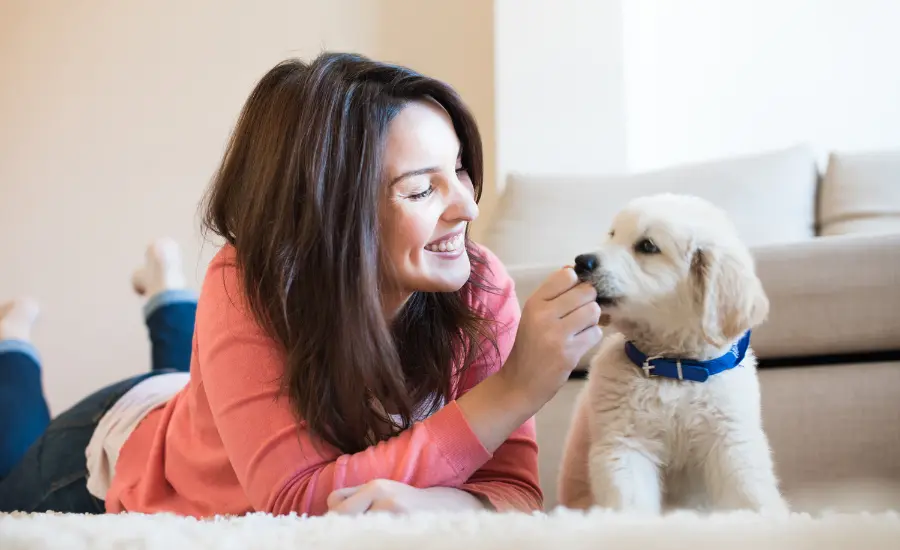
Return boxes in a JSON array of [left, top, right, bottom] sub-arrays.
[[573, 253, 599, 276]]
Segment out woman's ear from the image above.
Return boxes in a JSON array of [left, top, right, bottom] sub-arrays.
[[692, 246, 769, 347]]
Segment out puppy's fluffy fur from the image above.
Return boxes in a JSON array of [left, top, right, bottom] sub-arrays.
[[559, 193, 787, 515]]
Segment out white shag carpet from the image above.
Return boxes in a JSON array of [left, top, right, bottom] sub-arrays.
[[2, 509, 899, 550]]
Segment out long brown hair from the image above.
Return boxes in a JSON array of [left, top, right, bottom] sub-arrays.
[[202, 52, 498, 454]]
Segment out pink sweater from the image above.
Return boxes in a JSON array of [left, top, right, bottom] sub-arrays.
[[106, 245, 541, 517]]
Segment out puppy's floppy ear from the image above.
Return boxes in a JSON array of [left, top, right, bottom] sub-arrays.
[[692, 246, 769, 347]]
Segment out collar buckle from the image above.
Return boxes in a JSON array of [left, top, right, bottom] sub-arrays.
[[644, 358, 684, 380]]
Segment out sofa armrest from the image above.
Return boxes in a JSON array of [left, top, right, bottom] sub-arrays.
[[752, 233, 900, 359]]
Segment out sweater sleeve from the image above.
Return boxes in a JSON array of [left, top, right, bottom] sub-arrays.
[[457, 247, 543, 512], [196, 250, 494, 517]]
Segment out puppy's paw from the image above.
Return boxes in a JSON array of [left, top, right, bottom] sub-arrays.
[[757, 498, 791, 518]]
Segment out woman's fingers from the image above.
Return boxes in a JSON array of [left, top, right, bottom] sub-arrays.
[[563, 299, 602, 334], [327, 486, 363, 511], [328, 485, 375, 515], [553, 283, 598, 319], [531, 267, 580, 302]]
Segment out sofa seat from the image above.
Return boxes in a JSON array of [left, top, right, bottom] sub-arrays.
[[752, 233, 900, 359]]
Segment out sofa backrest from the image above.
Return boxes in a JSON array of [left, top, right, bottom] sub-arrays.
[[818, 149, 900, 237], [481, 145, 819, 268]]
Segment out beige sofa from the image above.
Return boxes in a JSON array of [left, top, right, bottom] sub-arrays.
[[480, 145, 900, 510]]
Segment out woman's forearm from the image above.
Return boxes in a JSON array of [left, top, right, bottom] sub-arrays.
[[455, 366, 541, 453]]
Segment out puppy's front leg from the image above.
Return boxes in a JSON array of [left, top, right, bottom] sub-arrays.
[[588, 441, 662, 514], [703, 427, 788, 515]]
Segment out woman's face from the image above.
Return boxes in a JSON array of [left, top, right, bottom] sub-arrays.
[[379, 100, 479, 312]]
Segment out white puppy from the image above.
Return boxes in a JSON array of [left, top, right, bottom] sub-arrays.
[[558, 193, 788, 515]]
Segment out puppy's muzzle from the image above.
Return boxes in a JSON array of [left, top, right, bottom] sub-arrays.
[[574, 253, 617, 308], [574, 253, 599, 280]]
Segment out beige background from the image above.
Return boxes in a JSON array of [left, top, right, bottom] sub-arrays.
[[495, 0, 627, 179], [4, 0, 900, 416], [0, 0, 494, 413], [4, 1, 900, 514], [621, 0, 900, 172]]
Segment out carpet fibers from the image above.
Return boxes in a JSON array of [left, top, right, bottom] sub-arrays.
[[2, 509, 899, 550]]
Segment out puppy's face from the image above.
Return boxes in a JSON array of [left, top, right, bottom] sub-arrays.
[[575, 194, 769, 348]]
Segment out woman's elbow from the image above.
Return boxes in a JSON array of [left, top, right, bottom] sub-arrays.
[[262, 472, 327, 517]]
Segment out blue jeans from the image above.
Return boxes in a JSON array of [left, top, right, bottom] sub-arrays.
[[0, 290, 197, 513]]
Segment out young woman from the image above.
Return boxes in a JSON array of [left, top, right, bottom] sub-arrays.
[[0, 239, 198, 512], [0, 52, 602, 516]]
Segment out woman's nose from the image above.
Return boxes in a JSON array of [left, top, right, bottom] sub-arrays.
[[447, 179, 479, 221]]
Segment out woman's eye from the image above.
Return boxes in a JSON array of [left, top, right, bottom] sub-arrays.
[[408, 186, 435, 201], [634, 238, 660, 254]]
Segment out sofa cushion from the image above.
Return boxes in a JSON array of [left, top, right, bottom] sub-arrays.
[[751, 233, 900, 359], [819, 150, 900, 236], [482, 145, 819, 268], [759, 362, 900, 500]]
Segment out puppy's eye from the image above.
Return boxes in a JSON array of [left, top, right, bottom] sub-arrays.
[[608, 229, 615, 238], [634, 238, 660, 254]]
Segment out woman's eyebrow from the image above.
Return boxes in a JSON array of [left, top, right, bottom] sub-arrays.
[[389, 166, 441, 187]]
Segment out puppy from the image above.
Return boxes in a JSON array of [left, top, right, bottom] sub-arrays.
[[558, 193, 787, 515]]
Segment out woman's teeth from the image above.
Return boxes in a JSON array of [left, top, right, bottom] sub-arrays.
[[426, 233, 464, 253]]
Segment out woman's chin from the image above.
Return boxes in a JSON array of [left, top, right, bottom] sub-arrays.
[[431, 275, 470, 293], [420, 267, 472, 294]]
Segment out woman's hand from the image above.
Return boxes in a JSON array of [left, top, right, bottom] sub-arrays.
[[327, 479, 485, 515], [457, 267, 602, 452], [501, 266, 602, 405]]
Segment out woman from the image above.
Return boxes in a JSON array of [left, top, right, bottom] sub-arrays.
[[0, 238, 198, 512], [0, 52, 602, 516]]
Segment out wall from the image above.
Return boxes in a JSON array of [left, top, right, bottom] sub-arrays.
[[493, 0, 627, 186], [622, 0, 900, 171], [0, 0, 494, 413], [375, 0, 498, 240], [6, 0, 900, 421], [491, 0, 900, 178]]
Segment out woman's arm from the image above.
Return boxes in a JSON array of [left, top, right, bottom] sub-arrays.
[[459, 421, 541, 512], [454, 248, 542, 512], [323, 247, 542, 515], [197, 253, 496, 517], [199, 246, 596, 516]]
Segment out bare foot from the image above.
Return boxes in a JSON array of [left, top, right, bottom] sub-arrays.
[[131, 238, 187, 298], [0, 297, 40, 342]]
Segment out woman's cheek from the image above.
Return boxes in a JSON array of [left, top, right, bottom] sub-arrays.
[[403, 207, 438, 251]]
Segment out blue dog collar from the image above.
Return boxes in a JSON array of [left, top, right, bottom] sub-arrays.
[[624, 331, 752, 382]]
